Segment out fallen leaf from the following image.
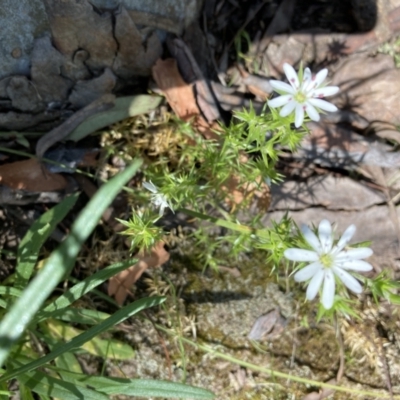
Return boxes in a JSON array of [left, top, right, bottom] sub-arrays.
[[222, 172, 271, 211], [248, 308, 286, 341], [108, 241, 170, 305], [152, 58, 200, 121], [0, 158, 67, 192], [167, 38, 220, 122]]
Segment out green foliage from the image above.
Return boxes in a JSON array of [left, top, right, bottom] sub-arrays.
[[367, 270, 400, 305], [2, 81, 397, 399], [0, 159, 213, 399], [117, 208, 166, 252], [121, 107, 305, 264], [316, 297, 361, 323]]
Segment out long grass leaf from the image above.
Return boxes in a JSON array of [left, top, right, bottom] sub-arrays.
[[0, 160, 142, 367], [34, 259, 137, 323], [38, 308, 110, 325], [17, 369, 108, 400], [0, 295, 164, 382], [36, 370, 214, 399], [15, 194, 79, 289]]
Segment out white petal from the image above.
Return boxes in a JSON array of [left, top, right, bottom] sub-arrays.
[[305, 102, 320, 121], [280, 99, 297, 117], [283, 63, 299, 90], [294, 262, 323, 282], [333, 224, 356, 254], [270, 80, 296, 94], [318, 219, 333, 253], [301, 68, 312, 91], [294, 103, 304, 127], [332, 267, 362, 294], [337, 260, 373, 272], [284, 248, 319, 262], [312, 86, 339, 97], [314, 68, 328, 87], [301, 224, 322, 253], [335, 248, 373, 261], [308, 98, 338, 112], [143, 181, 158, 193], [306, 269, 324, 300], [321, 269, 335, 309], [268, 94, 292, 108]]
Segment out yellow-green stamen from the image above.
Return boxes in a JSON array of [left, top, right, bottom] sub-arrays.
[[294, 92, 307, 103], [320, 253, 333, 268]]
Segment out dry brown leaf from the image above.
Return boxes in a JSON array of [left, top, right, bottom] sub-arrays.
[[152, 58, 199, 120], [222, 174, 271, 211], [0, 158, 67, 192], [152, 58, 220, 141], [108, 241, 170, 305]]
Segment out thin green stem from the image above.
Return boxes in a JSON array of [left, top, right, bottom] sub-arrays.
[[154, 323, 400, 399], [179, 208, 270, 239]]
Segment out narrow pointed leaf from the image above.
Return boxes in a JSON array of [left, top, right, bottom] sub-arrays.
[[0, 160, 142, 367]]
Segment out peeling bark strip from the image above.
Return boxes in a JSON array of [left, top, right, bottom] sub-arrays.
[[35, 94, 115, 159]]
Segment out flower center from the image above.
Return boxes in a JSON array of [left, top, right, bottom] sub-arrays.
[[319, 253, 333, 268], [294, 91, 307, 104]]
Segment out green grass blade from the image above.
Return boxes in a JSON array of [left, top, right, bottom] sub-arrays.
[[93, 378, 215, 399], [67, 95, 162, 142], [19, 383, 35, 400], [0, 286, 23, 298], [17, 369, 108, 400], [34, 259, 137, 323], [38, 308, 110, 325], [43, 319, 135, 360], [15, 194, 79, 289], [49, 372, 214, 399], [0, 296, 164, 382], [0, 160, 142, 367]]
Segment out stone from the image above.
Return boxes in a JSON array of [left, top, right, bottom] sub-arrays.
[[30, 36, 73, 105], [68, 68, 117, 108], [6, 76, 44, 113], [332, 53, 400, 126]]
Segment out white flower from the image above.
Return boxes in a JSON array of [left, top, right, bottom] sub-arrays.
[[143, 181, 173, 216], [268, 63, 339, 128], [284, 219, 373, 309]]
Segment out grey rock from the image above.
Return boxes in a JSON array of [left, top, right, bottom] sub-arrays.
[[112, 6, 162, 79], [31, 36, 73, 105], [6, 76, 44, 113], [0, 0, 48, 80], [68, 68, 117, 108]]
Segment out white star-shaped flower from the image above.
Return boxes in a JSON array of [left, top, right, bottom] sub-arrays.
[[268, 63, 339, 128], [284, 219, 373, 309], [143, 181, 173, 216]]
